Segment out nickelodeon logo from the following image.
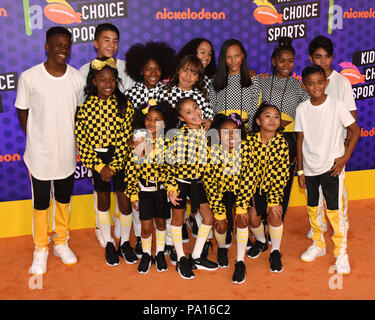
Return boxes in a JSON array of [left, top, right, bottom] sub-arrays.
[[0, 8, 7, 17], [0, 153, 21, 163], [339, 62, 365, 85], [361, 127, 375, 137], [156, 8, 226, 20], [253, 0, 283, 25]]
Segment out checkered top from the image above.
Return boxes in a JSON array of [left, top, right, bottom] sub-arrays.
[[203, 141, 257, 217], [245, 132, 290, 206], [125, 136, 176, 199], [165, 125, 208, 184], [75, 95, 134, 172], [125, 81, 165, 109], [158, 86, 213, 119]]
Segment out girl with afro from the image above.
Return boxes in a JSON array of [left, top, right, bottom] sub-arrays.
[[125, 41, 176, 109]]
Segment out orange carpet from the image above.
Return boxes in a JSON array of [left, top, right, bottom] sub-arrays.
[[1, 199, 374, 300]]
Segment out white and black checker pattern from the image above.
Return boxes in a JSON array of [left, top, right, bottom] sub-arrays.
[[125, 81, 165, 109], [209, 73, 258, 123], [158, 86, 213, 119], [252, 75, 310, 120]]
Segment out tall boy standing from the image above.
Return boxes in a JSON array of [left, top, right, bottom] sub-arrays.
[[15, 27, 85, 275], [295, 65, 360, 274]]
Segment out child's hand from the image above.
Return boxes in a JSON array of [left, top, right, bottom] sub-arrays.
[[298, 174, 306, 189], [100, 165, 114, 182], [330, 156, 347, 177], [267, 205, 283, 220], [168, 190, 182, 206], [131, 200, 139, 211]]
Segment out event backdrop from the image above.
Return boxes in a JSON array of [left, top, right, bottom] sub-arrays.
[[0, 0, 374, 202]]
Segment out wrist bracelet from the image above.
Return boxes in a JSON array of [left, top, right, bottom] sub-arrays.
[[297, 170, 304, 176]]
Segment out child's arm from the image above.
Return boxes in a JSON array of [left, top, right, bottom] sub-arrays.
[[296, 131, 306, 189], [330, 121, 360, 177], [17, 109, 29, 136], [125, 151, 141, 211]]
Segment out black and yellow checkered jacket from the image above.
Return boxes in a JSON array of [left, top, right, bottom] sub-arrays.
[[164, 125, 208, 186], [75, 95, 134, 173], [203, 141, 257, 220], [244, 132, 290, 207], [125, 136, 178, 202]]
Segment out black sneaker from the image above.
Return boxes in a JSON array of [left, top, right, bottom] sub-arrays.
[[189, 255, 218, 271], [217, 247, 229, 268], [105, 242, 120, 266], [117, 239, 138, 264], [200, 240, 212, 259], [176, 257, 195, 279], [225, 230, 232, 248], [232, 260, 246, 284], [182, 223, 189, 243], [138, 252, 153, 274], [155, 251, 168, 272], [188, 215, 199, 238], [165, 245, 177, 265], [247, 238, 253, 250], [247, 240, 268, 259], [134, 236, 143, 258], [269, 250, 283, 273]]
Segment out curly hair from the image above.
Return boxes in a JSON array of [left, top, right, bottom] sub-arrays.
[[133, 100, 178, 132], [125, 41, 176, 82], [175, 38, 216, 79], [210, 113, 247, 140], [83, 57, 128, 116], [167, 55, 208, 99]]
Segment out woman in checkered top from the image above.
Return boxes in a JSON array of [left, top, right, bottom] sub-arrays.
[[243, 102, 290, 273], [126, 99, 178, 274], [158, 55, 214, 129], [75, 58, 137, 267], [166, 97, 218, 280], [125, 41, 176, 109]]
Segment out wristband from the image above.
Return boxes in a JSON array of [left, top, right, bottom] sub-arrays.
[[297, 170, 304, 176]]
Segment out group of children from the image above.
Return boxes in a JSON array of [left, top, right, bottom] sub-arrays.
[[15, 23, 360, 285]]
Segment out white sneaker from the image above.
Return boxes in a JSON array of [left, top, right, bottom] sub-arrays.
[[113, 215, 120, 240], [53, 244, 78, 265], [335, 253, 351, 275], [307, 223, 328, 239], [29, 248, 49, 275], [95, 226, 106, 248], [300, 245, 326, 262]]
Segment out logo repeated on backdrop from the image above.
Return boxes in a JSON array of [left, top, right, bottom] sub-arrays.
[[155, 8, 226, 20], [252, 0, 320, 42], [350, 49, 375, 100], [23, 0, 127, 43], [0, 7, 8, 17]]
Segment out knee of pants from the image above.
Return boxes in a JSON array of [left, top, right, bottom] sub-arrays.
[[33, 195, 51, 211]]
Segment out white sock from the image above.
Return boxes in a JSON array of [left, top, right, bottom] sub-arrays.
[[155, 228, 166, 254], [120, 213, 133, 245], [236, 227, 249, 262], [214, 230, 227, 248], [171, 225, 184, 261], [269, 223, 283, 252], [96, 209, 112, 244], [192, 224, 212, 259], [141, 235, 152, 256], [250, 222, 266, 244]]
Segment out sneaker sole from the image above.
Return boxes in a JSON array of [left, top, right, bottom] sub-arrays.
[[53, 251, 78, 266], [300, 252, 326, 263], [232, 278, 246, 285], [138, 264, 152, 274], [218, 263, 229, 269], [106, 261, 120, 267], [169, 259, 177, 266], [247, 251, 262, 259], [177, 268, 195, 280], [270, 267, 283, 273], [156, 266, 168, 272], [118, 251, 138, 264], [194, 265, 219, 271]]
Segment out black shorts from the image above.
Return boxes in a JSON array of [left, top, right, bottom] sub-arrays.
[[92, 168, 126, 193], [139, 189, 171, 221], [171, 180, 208, 213], [253, 190, 268, 217]]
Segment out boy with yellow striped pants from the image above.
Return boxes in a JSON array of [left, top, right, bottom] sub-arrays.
[[296, 65, 360, 275]]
